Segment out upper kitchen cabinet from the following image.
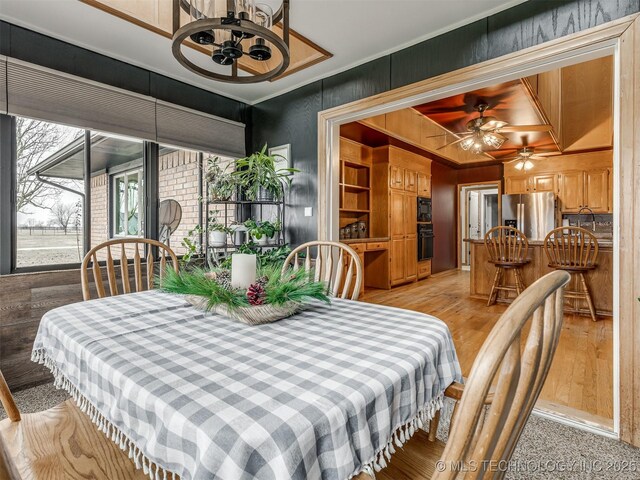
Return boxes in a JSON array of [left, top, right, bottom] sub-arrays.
[[504, 150, 613, 213], [504, 173, 557, 195], [417, 173, 431, 197], [559, 169, 610, 213]]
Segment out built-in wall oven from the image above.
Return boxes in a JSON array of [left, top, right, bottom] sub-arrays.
[[417, 197, 432, 223], [418, 223, 434, 261]]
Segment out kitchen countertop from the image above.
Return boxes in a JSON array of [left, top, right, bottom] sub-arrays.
[[341, 237, 390, 244], [463, 238, 613, 248]]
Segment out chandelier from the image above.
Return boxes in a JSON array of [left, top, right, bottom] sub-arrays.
[[172, 0, 290, 83]]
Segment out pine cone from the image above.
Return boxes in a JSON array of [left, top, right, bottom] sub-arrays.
[[246, 283, 266, 306], [255, 275, 269, 288], [215, 270, 232, 290]]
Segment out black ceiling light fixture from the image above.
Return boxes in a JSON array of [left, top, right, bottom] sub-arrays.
[[172, 0, 290, 83]]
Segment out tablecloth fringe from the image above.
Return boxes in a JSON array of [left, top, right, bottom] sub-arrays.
[[32, 348, 179, 480], [352, 392, 444, 479]]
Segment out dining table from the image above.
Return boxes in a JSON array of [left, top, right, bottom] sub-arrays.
[[32, 289, 462, 480]]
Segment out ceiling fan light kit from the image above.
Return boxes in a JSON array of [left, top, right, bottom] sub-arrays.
[[437, 102, 553, 157], [172, 0, 290, 83]]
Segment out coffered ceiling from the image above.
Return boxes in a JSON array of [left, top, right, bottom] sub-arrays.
[[0, 0, 525, 104]]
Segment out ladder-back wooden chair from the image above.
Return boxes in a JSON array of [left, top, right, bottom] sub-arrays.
[[355, 270, 570, 480], [0, 369, 148, 479], [544, 226, 599, 321], [282, 241, 363, 300], [81, 238, 179, 301], [484, 226, 530, 306]]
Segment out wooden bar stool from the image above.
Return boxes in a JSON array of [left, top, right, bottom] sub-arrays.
[[484, 226, 530, 306], [544, 226, 599, 321]]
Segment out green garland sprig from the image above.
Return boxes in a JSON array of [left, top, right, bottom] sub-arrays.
[[160, 265, 330, 311]]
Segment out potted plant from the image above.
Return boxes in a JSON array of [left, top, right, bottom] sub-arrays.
[[244, 219, 280, 246], [209, 217, 232, 247], [181, 225, 203, 266], [206, 156, 236, 201], [232, 144, 299, 201]]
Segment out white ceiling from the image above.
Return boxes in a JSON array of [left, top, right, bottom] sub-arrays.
[[0, 0, 527, 105]]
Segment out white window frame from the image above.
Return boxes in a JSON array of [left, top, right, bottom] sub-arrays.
[[112, 168, 144, 238]]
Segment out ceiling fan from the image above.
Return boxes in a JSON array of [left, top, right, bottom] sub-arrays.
[[432, 103, 553, 154], [503, 147, 547, 171]]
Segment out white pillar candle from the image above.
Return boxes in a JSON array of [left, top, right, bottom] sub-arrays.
[[231, 253, 257, 289]]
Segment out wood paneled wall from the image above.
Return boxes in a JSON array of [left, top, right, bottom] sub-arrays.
[[251, 0, 639, 246], [0, 270, 84, 390], [431, 162, 458, 273], [0, 266, 154, 391]]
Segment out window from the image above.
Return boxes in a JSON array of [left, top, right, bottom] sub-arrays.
[[15, 116, 85, 268], [3, 112, 236, 273], [112, 168, 144, 237]]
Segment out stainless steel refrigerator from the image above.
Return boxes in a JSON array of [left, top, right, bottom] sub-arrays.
[[501, 192, 556, 241]]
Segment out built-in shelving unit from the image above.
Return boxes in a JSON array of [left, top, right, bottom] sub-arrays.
[[339, 137, 372, 238]]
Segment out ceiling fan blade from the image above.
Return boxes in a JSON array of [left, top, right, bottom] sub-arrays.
[[437, 136, 469, 150], [423, 132, 471, 139], [480, 120, 508, 131], [498, 124, 553, 133]]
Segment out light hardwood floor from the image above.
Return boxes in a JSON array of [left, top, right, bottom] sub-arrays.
[[361, 269, 613, 428]]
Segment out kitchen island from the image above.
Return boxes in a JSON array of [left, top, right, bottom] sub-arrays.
[[465, 238, 613, 317]]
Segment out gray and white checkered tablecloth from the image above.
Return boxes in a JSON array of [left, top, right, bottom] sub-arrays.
[[32, 290, 461, 480]]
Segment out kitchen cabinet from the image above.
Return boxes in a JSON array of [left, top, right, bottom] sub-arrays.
[[559, 169, 609, 213], [503, 150, 613, 214], [418, 260, 432, 279], [404, 169, 417, 193], [405, 235, 417, 282], [390, 191, 405, 237], [505, 176, 530, 194], [390, 165, 404, 190], [559, 171, 584, 212], [531, 174, 556, 193], [389, 190, 417, 286], [505, 174, 556, 194], [390, 238, 406, 285], [585, 169, 609, 213], [417, 172, 431, 197], [372, 146, 430, 287]]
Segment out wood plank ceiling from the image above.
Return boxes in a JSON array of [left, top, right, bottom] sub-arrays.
[[412, 55, 613, 165]]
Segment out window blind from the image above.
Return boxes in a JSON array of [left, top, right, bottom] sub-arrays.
[[156, 101, 245, 158], [0, 57, 6, 114], [6, 58, 157, 141]]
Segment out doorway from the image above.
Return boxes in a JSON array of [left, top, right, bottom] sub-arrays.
[[317, 15, 640, 442], [459, 183, 500, 268]]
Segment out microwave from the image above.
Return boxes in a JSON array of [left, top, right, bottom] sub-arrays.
[[417, 197, 432, 223]]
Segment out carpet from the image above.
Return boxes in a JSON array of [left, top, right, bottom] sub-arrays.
[[3, 383, 640, 479]]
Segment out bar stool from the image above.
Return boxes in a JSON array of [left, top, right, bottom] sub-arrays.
[[543, 226, 599, 321], [484, 226, 530, 306]]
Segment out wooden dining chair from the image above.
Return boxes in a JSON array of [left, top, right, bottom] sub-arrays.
[[282, 241, 363, 300], [484, 226, 530, 306], [0, 369, 149, 480], [81, 238, 179, 301], [355, 269, 570, 480], [543, 226, 599, 321]]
